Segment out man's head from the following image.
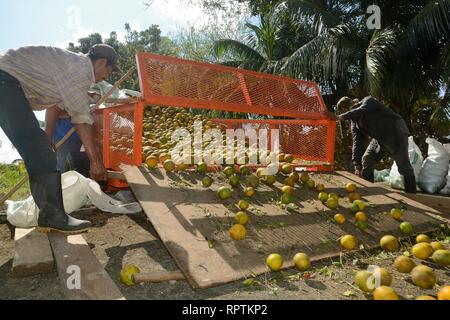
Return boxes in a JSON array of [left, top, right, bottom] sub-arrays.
[[336, 96, 360, 113], [87, 44, 119, 83]]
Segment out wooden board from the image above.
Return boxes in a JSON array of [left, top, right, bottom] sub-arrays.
[[374, 182, 450, 219], [48, 233, 125, 300], [122, 165, 444, 289], [12, 228, 54, 277]]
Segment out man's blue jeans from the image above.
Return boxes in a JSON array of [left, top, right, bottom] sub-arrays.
[[0, 70, 57, 175]]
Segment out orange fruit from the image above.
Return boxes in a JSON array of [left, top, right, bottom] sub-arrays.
[[411, 265, 436, 289], [325, 198, 339, 209], [197, 162, 208, 173], [293, 253, 310, 271], [416, 234, 431, 244], [229, 224, 247, 241], [348, 192, 362, 202], [300, 172, 310, 184], [334, 213, 346, 224], [355, 212, 367, 222], [238, 200, 250, 211], [380, 235, 399, 252], [393, 256, 415, 273], [318, 192, 329, 203], [430, 241, 444, 251], [283, 177, 296, 187], [340, 235, 357, 251], [266, 253, 284, 271], [373, 286, 399, 300], [416, 295, 436, 300], [281, 164, 293, 175], [282, 185, 294, 195], [390, 208, 403, 220], [284, 154, 294, 163], [289, 172, 300, 183], [163, 160, 176, 172], [306, 179, 316, 189], [217, 187, 232, 200], [244, 187, 256, 198], [281, 193, 293, 205], [351, 200, 366, 213], [235, 211, 250, 225], [224, 166, 235, 177], [399, 221, 413, 234], [202, 176, 213, 188], [146, 156, 158, 169], [315, 184, 325, 192], [265, 175, 277, 186], [437, 285, 450, 300], [412, 243, 434, 260], [346, 183, 357, 193]]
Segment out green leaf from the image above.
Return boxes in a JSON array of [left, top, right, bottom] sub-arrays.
[[343, 290, 356, 297]]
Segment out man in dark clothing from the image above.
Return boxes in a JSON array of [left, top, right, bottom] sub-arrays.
[[337, 96, 416, 193]]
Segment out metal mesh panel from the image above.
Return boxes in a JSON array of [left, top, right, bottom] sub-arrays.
[[212, 119, 336, 170], [94, 103, 143, 171], [137, 53, 328, 119]]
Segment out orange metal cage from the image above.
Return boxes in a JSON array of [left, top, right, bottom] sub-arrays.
[[96, 52, 336, 174], [94, 102, 144, 172], [212, 118, 336, 171], [137, 52, 328, 120]]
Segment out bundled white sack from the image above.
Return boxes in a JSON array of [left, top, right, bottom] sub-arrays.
[[386, 136, 423, 190], [418, 138, 450, 194], [439, 165, 450, 195], [6, 171, 141, 228]]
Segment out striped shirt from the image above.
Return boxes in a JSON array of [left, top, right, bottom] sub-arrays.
[[0, 46, 95, 125]]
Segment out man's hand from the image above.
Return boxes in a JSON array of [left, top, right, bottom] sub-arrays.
[[75, 123, 107, 181], [90, 159, 107, 182], [354, 166, 362, 177]]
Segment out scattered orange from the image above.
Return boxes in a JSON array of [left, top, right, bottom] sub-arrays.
[[229, 224, 247, 241]]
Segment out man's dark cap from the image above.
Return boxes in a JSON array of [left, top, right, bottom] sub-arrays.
[[88, 44, 120, 72]]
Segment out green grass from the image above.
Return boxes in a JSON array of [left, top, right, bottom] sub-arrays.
[[0, 164, 30, 201]]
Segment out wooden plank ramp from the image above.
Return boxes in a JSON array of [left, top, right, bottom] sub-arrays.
[[48, 233, 125, 300], [374, 182, 450, 219], [338, 172, 449, 224], [12, 228, 54, 277], [122, 165, 445, 289]]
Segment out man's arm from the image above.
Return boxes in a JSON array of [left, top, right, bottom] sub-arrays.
[[351, 122, 366, 175], [45, 106, 61, 144], [339, 97, 380, 121], [74, 123, 107, 182]]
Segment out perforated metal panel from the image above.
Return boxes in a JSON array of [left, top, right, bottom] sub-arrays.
[[137, 53, 328, 120], [94, 103, 144, 171], [212, 118, 336, 170]]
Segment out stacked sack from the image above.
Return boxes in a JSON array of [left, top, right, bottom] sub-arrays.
[[418, 138, 450, 194]]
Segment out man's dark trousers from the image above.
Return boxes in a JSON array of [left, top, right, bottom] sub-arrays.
[[361, 133, 416, 192], [0, 70, 57, 176]]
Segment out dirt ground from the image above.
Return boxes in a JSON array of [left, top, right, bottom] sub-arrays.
[[0, 209, 449, 300]]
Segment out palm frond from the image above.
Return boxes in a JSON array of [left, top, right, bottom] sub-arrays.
[[212, 39, 266, 69], [286, 0, 341, 34], [365, 26, 401, 96], [406, 0, 450, 50]]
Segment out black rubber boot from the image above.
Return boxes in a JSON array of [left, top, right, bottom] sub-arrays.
[[30, 172, 92, 234], [404, 175, 417, 194]]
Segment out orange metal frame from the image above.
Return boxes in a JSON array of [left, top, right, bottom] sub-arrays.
[[97, 52, 336, 174], [136, 52, 329, 120]]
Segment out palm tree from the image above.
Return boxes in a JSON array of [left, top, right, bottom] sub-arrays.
[[280, 0, 450, 136], [213, 3, 313, 72]]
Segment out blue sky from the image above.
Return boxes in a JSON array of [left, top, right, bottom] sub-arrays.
[[0, 0, 216, 163], [0, 0, 212, 53]]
